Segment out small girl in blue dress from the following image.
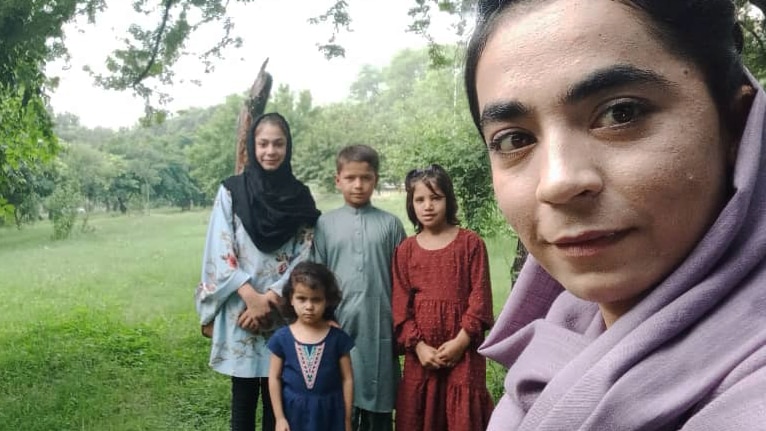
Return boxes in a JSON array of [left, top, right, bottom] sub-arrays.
[[268, 261, 354, 431]]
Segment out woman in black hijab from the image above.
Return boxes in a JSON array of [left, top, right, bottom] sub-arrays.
[[195, 113, 320, 431]]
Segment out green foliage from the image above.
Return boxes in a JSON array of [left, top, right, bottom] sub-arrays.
[[1, 162, 55, 228], [187, 95, 242, 199], [406, 0, 476, 66], [307, 45, 506, 235], [309, 0, 352, 59], [46, 179, 81, 240], [487, 360, 508, 403], [0, 85, 60, 220], [0, 0, 100, 219], [7, 0, 766, 236], [738, 1, 766, 82], [86, 0, 242, 123]]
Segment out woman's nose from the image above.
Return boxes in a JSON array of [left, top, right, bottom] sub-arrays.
[[535, 133, 603, 205]]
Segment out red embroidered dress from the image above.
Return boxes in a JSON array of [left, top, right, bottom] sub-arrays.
[[392, 228, 495, 431]]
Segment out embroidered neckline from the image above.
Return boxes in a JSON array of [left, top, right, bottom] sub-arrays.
[[295, 341, 325, 390]]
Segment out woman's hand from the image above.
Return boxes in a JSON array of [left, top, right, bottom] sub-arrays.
[[415, 341, 448, 370], [237, 307, 262, 332], [238, 284, 273, 316], [275, 417, 290, 431], [237, 284, 278, 331], [437, 330, 471, 367], [201, 322, 214, 338]]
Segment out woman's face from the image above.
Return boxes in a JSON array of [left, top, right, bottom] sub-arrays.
[[254, 122, 287, 171], [475, 0, 731, 323]]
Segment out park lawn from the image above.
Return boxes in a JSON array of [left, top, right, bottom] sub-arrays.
[[0, 191, 514, 430]]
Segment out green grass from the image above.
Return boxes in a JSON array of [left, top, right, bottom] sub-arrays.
[[0, 192, 514, 429], [0, 210, 230, 430]]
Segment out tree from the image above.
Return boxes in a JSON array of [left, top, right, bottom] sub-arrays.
[[187, 94, 242, 199], [1, 162, 55, 228], [5, 0, 766, 231], [0, 0, 102, 219]]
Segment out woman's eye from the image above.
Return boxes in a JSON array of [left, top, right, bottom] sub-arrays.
[[594, 100, 648, 129], [489, 131, 536, 153]]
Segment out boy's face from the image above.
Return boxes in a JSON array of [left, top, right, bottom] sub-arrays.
[[335, 161, 378, 208]]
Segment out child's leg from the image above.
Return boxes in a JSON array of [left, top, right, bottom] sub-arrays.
[[231, 376, 259, 430], [352, 408, 392, 431], [258, 377, 275, 431]]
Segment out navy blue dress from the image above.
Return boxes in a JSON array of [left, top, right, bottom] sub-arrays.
[[268, 326, 354, 431]]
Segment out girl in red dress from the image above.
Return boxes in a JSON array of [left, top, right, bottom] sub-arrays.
[[392, 164, 495, 430]]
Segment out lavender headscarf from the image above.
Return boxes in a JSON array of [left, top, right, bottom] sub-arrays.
[[481, 76, 766, 430]]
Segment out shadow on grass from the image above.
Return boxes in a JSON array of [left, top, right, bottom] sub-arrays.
[[0, 309, 230, 430]]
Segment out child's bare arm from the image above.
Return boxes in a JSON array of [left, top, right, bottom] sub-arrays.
[[340, 353, 354, 431], [268, 353, 290, 431]]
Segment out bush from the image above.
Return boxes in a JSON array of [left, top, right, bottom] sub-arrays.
[[46, 181, 81, 240]]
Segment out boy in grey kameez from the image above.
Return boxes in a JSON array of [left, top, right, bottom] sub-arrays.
[[312, 145, 406, 431]]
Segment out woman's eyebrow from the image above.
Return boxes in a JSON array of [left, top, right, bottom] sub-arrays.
[[478, 65, 675, 130], [480, 100, 530, 129], [561, 64, 677, 105]]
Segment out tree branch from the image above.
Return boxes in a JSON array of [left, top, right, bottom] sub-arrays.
[[132, 0, 175, 88], [235, 59, 272, 174]]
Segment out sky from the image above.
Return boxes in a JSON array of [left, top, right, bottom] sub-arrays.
[[47, 0, 461, 130]]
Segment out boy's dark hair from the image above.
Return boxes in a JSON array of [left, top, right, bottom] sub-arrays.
[[336, 144, 380, 175], [464, 0, 746, 138], [282, 261, 343, 322], [404, 164, 460, 233]]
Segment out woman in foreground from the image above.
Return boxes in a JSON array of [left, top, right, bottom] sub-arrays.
[[464, 0, 766, 429]]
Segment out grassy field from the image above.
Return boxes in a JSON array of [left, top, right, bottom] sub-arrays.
[[0, 191, 515, 430]]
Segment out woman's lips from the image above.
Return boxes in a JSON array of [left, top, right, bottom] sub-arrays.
[[550, 230, 629, 258]]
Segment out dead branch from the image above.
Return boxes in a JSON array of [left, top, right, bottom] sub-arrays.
[[235, 58, 273, 174]]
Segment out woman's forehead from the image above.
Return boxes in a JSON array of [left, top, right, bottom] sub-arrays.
[[255, 122, 286, 138], [475, 0, 687, 108]]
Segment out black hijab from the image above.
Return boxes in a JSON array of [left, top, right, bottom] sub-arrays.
[[222, 113, 320, 253]]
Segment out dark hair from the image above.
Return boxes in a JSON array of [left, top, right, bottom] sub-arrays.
[[256, 112, 291, 138], [336, 144, 380, 175], [464, 0, 746, 137], [404, 164, 460, 233], [282, 261, 342, 322]]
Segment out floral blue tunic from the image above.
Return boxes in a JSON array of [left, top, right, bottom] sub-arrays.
[[195, 185, 314, 378]]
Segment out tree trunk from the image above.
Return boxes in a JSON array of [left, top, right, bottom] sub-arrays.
[[750, 0, 766, 14], [511, 237, 528, 285], [235, 59, 273, 174]]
